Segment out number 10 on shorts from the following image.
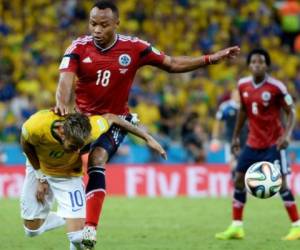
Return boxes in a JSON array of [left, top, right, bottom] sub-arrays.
[[68, 190, 84, 210]]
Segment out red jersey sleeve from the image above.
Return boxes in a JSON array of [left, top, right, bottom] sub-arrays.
[[135, 38, 165, 67], [273, 79, 294, 109], [59, 39, 83, 73], [280, 90, 294, 109]]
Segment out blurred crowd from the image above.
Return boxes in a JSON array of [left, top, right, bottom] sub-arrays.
[[1, 0, 300, 163]]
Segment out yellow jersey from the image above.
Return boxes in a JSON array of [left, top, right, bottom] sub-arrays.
[[21, 110, 109, 177]]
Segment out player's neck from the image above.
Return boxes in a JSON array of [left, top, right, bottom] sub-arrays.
[[93, 34, 118, 51], [252, 74, 266, 85]]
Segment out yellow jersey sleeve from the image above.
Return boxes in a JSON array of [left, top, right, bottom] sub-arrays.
[[89, 115, 110, 141]]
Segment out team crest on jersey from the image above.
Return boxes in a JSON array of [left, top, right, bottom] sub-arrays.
[[118, 54, 131, 67], [261, 91, 271, 101], [243, 92, 249, 98]]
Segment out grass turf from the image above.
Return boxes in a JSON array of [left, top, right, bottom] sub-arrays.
[[1, 197, 300, 249]]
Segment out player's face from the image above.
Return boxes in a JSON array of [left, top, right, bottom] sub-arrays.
[[89, 7, 119, 48], [249, 54, 267, 77]]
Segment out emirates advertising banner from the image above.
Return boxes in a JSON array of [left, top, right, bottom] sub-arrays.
[[1, 164, 300, 198]]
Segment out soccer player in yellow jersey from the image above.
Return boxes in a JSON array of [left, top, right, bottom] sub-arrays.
[[20, 110, 166, 250]]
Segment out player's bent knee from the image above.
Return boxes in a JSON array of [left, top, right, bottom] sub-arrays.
[[67, 230, 83, 248], [89, 147, 108, 166], [233, 172, 245, 189], [234, 178, 245, 189], [24, 226, 43, 237], [280, 176, 288, 191]]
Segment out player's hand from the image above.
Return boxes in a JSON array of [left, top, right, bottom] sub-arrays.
[[276, 135, 289, 150], [36, 181, 49, 204], [146, 136, 167, 160], [210, 46, 240, 64], [231, 137, 240, 157], [53, 105, 69, 116]]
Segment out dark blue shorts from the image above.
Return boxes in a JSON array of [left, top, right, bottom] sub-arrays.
[[90, 114, 132, 160], [236, 145, 290, 175]]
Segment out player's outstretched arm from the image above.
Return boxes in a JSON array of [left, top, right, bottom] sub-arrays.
[[159, 46, 240, 73], [55, 72, 76, 116], [102, 114, 167, 159], [20, 136, 40, 170]]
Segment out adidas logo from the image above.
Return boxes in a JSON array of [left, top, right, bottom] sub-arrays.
[[82, 57, 92, 63], [119, 68, 128, 74]]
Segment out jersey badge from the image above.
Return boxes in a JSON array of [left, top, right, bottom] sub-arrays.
[[119, 54, 131, 67], [261, 91, 271, 101], [82, 57, 92, 63]]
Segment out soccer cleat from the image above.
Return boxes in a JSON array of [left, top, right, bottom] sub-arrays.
[[282, 226, 300, 240], [215, 225, 245, 240], [82, 225, 97, 249]]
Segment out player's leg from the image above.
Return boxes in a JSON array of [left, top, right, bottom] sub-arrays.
[[50, 176, 86, 249], [215, 171, 246, 239], [274, 148, 300, 240], [83, 116, 132, 248], [21, 165, 65, 237], [83, 145, 108, 249], [215, 146, 257, 240], [66, 218, 86, 250]]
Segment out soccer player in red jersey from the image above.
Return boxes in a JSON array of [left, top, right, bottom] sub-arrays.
[[55, 1, 240, 248], [215, 49, 300, 240]]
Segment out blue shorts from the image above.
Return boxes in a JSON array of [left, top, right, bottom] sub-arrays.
[[236, 145, 290, 175], [90, 114, 133, 161]]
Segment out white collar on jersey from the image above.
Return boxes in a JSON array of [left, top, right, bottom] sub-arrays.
[[251, 74, 268, 89], [93, 34, 118, 52]]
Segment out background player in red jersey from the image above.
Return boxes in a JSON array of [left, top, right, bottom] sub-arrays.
[[215, 49, 300, 240], [54, 1, 240, 248]]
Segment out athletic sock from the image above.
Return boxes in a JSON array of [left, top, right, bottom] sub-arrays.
[[280, 189, 300, 223], [232, 188, 246, 221], [85, 166, 106, 227]]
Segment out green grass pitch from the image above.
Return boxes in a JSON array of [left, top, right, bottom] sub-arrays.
[[1, 197, 300, 249]]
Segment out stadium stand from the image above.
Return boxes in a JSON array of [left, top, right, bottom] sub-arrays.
[[1, 0, 300, 163]]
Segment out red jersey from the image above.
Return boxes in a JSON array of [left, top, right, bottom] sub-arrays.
[[59, 34, 165, 115], [238, 75, 293, 149]]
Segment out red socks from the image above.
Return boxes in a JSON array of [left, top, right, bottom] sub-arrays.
[[232, 199, 244, 221], [86, 190, 106, 227]]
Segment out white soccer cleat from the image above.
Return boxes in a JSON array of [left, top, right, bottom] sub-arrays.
[[82, 225, 97, 250]]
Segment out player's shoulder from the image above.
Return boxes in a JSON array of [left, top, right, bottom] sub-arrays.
[[266, 75, 287, 93], [89, 115, 110, 141], [238, 76, 252, 86], [24, 110, 60, 129], [218, 100, 230, 110], [118, 34, 150, 47], [71, 35, 93, 45], [65, 35, 93, 54]]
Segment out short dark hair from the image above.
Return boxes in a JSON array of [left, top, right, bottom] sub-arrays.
[[93, 1, 119, 17], [247, 48, 271, 66], [63, 113, 91, 148]]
